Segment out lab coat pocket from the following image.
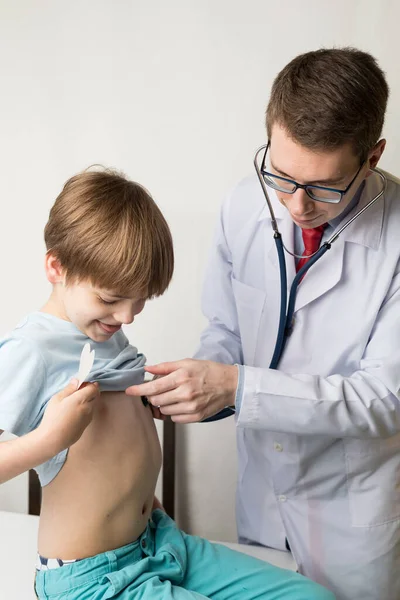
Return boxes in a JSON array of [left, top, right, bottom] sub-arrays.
[[231, 277, 266, 366], [344, 435, 400, 527]]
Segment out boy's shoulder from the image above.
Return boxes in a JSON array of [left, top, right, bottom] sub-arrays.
[[0, 312, 96, 399], [5, 311, 64, 342], [1, 312, 134, 373], [1, 312, 78, 365], [0, 314, 56, 436], [1, 310, 147, 395], [0, 312, 53, 363]]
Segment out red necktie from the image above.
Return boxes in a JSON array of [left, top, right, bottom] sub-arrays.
[[296, 225, 326, 273]]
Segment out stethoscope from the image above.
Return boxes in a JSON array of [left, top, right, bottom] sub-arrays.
[[205, 144, 387, 422]]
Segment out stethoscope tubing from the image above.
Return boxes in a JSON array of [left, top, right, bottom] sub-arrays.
[[203, 148, 386, 422], [253, 143, 387, 371]]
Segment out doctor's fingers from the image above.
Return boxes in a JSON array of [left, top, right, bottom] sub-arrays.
[[156, 399, 204, 417], [150, 405, 167, 421], [127, 372, 178, 398], [148, 385, 205, 410], [170, 408, 218, 424]]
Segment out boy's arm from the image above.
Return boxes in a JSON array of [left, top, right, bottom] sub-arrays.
[[0, 381, 99, 484], [0, 427, 57, 484]]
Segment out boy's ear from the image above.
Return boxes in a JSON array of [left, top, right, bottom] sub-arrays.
[[45, 252, 65, 285]]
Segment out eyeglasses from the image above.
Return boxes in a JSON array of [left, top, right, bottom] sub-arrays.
[[261, 142, 364, 204]]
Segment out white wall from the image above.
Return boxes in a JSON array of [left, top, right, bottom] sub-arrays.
[[0, 0, 399, 542]]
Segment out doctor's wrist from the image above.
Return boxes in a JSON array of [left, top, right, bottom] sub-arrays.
[[221, 363, 238, 407]]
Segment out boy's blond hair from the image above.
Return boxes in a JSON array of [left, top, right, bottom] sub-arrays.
[[44, 168, 174, 297]]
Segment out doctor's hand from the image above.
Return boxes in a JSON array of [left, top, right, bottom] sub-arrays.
[[126, 359, 238, 423]]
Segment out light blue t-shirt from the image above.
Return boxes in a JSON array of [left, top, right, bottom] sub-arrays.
[[0, 312, 146, 486]]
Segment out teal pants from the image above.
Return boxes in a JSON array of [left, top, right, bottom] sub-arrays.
[[35, 510, 335, 599]]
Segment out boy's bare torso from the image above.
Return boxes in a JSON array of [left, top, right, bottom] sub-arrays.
[[39, 391, 162, 560]]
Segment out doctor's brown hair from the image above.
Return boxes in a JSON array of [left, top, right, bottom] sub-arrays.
[[44, 168, 174, 298], [266, 47, 389, 161]]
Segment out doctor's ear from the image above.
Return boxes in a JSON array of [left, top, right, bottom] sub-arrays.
[[366, 139, 386, 173], [44, 252, 66, 285]]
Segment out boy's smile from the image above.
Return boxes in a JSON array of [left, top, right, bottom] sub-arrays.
[[43, 254, 146, 342], [58, 283, 146, 342], [97, 321, 122, 336]]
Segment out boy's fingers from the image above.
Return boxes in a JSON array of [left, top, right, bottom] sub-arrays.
[[75, 382, 99, 402], [57, 381, 99, 404], [55, 380, 80, 400]]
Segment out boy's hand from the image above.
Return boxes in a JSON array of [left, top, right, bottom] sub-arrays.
[[39, 380, 100, 455]]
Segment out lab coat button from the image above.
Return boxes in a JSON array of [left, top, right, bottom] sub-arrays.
[[274, 442, 283, 452], [278, 495, 287, 503]]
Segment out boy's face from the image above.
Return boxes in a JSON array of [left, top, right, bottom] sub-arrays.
[[61, 282, 147, 342], [44, 256, 147, 342]]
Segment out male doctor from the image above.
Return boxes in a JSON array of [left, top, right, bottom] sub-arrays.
[[128, 48, 400, 600]]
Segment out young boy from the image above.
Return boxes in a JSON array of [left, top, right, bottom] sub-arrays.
[[0, 168, 334, 599]]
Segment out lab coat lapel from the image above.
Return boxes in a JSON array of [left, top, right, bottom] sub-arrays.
[[293, 171, 384, 313], [293, 238, 345, 313], [261, 188, 340, 307], [259, 171, 384, 313]]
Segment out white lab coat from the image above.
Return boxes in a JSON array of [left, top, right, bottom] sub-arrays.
[[195, 170, 400, 600]]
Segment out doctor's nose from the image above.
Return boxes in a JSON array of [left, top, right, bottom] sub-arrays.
[[289, 188, 315, 218]]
